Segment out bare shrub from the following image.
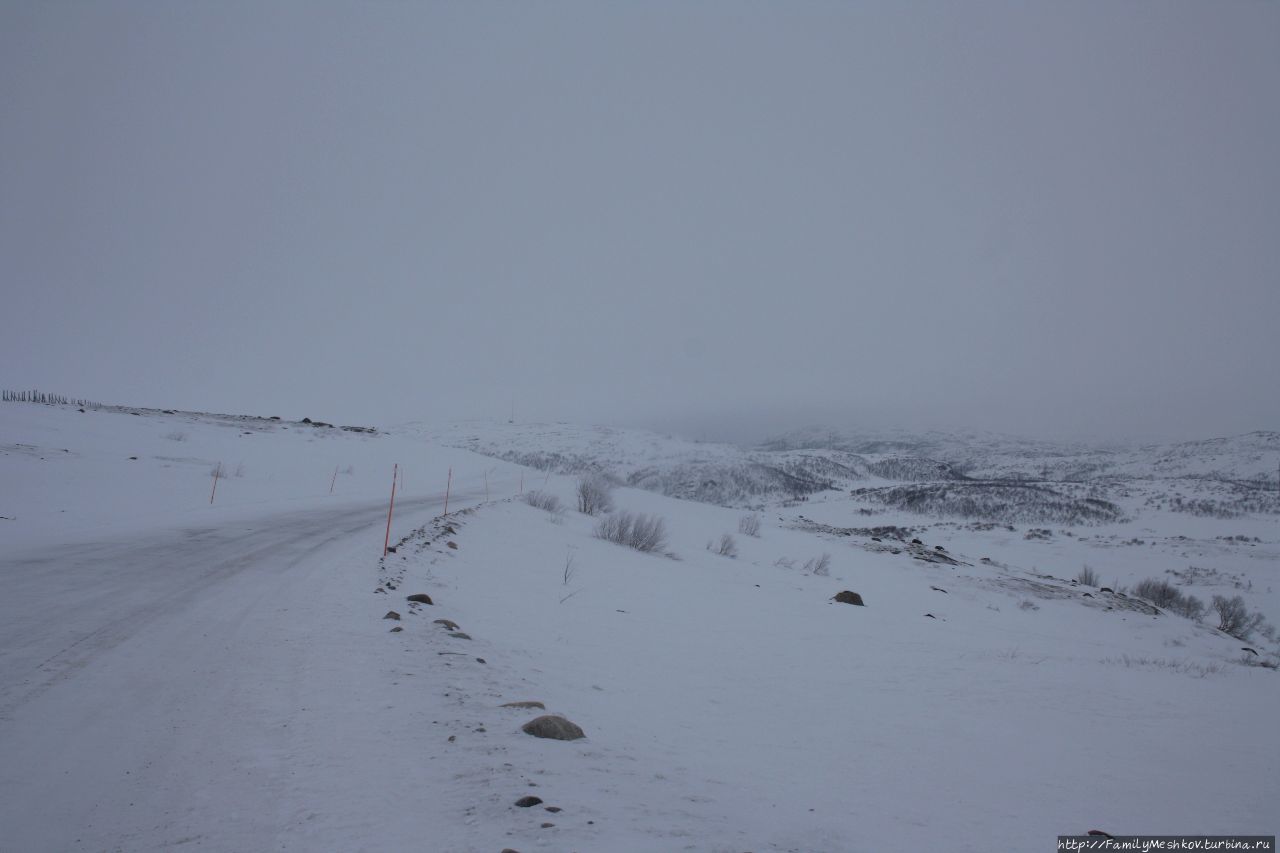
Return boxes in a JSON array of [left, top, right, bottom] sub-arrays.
[[1076, 565, 1099, 587], [715, 534, 738, 558], [595, 511, 667, 554], [1167, 594, 1206, 622], [164, 430, 188, 442], [1133, 578, 1182, 609], [1099, 655, 1223, 678], [1019, 599, 1040, 611], [1129, 577, 1207, 622], [577, 474, 614, 516], [738, 514, 761, 537], [1212, 595, 1267, 641], [524, 490, 562, 513], [802, 553, 832, 577]]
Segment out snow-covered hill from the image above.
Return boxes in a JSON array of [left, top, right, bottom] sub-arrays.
[[2, 401, 1277, 852], [764, 425, 1280, 484], [424, 420, 1280, 523]]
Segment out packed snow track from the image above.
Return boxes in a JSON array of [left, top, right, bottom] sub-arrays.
[[0, 493, 468, 852]]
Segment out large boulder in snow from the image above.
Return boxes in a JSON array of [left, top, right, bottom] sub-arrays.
[[832, 591, 865, 606], [522, 715, 586, 741]]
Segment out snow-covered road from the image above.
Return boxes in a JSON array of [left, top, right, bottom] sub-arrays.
[[0, 492, 473, 853]]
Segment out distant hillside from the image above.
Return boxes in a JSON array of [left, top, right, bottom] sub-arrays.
[[418, 421, 1279, 521], [763, 427, 1280, 485]]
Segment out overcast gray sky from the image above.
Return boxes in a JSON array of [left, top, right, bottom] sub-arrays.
[[2, 1, 1277, 443]]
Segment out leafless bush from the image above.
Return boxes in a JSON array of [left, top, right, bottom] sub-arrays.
[[1127, 577, 1205, 621], [563, 548, 576, 586], [802, 553, 832, 577], [577, 474, 614, 516], [233, 462, 246, 479], [1076, 565, 1099, 587], [738, 514, 761, 537], [1099, 655, 1223, 678], [1167, 594, 1206, 621], [1019, 599, 1040, 611], [1133, 578, 1182, 609], [524, 490, 562, 513], [164, 431, 188, 442], [714, 534, 738, 558], [1212, 595, 1268, 641], [595, 511, 667, 554]]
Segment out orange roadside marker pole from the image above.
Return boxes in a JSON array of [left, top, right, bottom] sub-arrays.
[[383, 463, 398, 557]]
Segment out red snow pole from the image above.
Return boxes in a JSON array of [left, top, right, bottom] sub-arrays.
[[210, 462, 221, 505], [443, 467, 452, 515], [383, 463, 398, 557]]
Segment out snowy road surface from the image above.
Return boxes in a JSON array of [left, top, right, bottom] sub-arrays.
[[0, 492, 473, 853]]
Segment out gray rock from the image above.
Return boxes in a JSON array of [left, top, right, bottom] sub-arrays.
[[501, 701, 546, 710], [522, 715, 586, 741], [383, 610, 401, 620], [407, 593, 433, 604], [514, 796, 543, 808], [832, 591, 864, 606]]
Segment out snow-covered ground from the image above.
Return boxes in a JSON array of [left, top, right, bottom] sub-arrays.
[[2, 403, 1277, 852]]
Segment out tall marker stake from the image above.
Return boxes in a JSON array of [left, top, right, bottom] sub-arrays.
[[444, 467, 452, 515], [383, 463, 398, 557], [210, 462, 221, 505], [330, 465, 339, 495]]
